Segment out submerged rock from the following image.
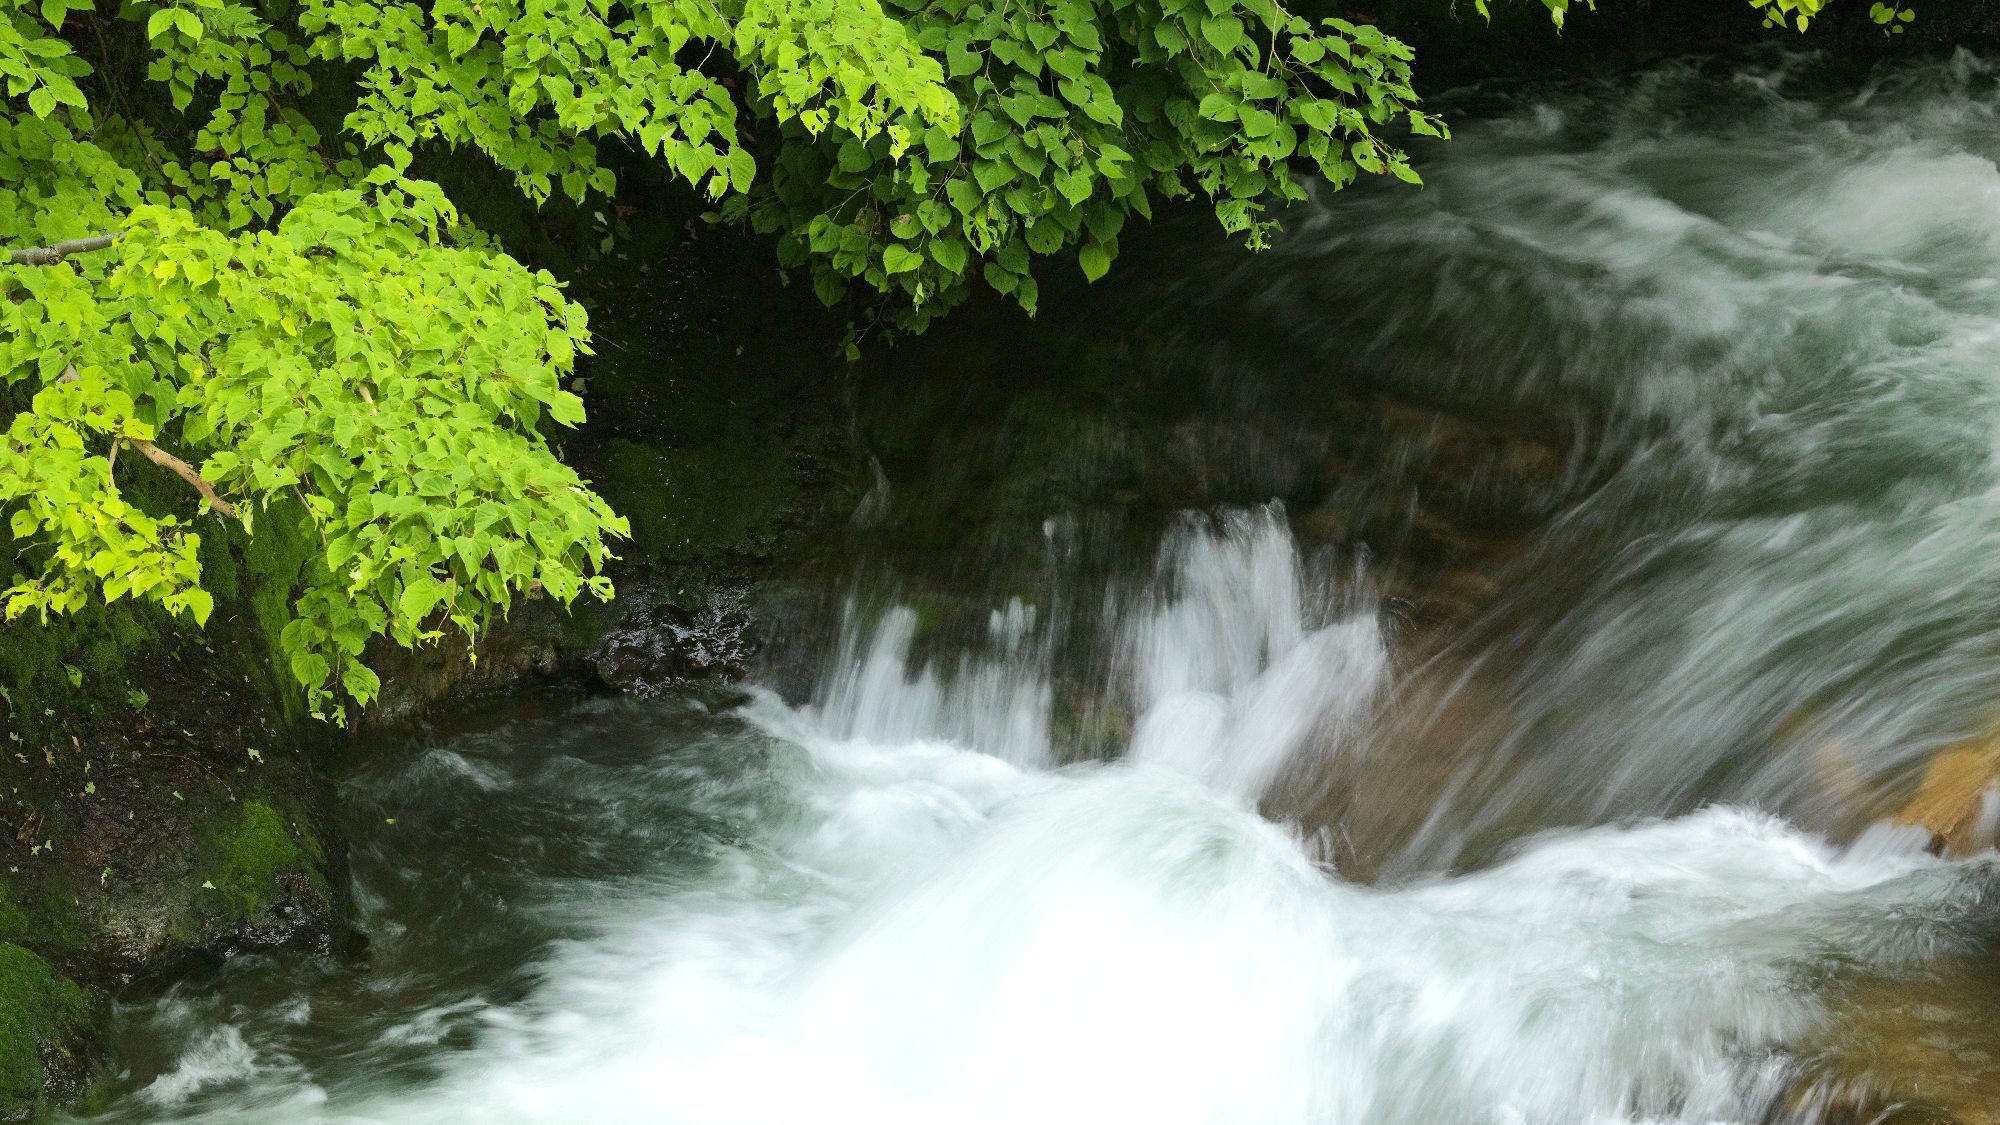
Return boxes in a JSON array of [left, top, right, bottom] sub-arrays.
[[1797, 954, 2000, 1125]]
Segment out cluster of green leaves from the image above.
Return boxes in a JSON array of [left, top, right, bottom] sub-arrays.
[[3, 0, 624, 721], [755, 0, 1443, 330], [302, 0, 962, 206], [1864, 0, 1915, 32], [1515, 0, 1897, 34], [1747, 0, 1829, 31], [280, 0, 1443, 332]]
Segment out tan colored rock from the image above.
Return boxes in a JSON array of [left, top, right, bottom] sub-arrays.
[[1895, 738, 2000, 857]]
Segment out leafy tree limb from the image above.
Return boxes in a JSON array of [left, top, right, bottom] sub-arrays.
[[50, 363, 235, 517], [125, 438, 238, 519]]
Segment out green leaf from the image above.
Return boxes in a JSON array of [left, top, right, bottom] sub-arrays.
[[724, 148, 756, 193], [883, 245, 924, 274], [947, 178, 983, 215], [1078, 242, 1111, 282], [1198, 93, 1239, 122], [399, 576, 443, 624], [983, 260, 1019, 294], [1200, 16, 1247, 53], [341, 661, 381, 704], [974, 159, 1015, 193], [929, 238, 968, 274], [972, 113, 1009, 148]]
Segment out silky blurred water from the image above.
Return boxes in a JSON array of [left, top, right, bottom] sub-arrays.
[[73, 50, 2000, 1125]]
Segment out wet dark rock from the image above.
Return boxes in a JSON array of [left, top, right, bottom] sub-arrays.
[[361, 603, 582, 729], [590, 588, 756, 699]]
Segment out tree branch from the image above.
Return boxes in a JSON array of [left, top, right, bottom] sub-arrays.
[[8, 232, 124, 266], [129, 440, 238, 518]]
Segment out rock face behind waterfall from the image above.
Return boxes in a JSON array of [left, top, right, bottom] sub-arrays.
[[845, 285, 1583, 641]]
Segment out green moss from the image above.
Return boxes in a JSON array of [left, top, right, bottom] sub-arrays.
[[199, 800, 323, 920], [192, 500, 318, 721], [0, 597, 158, 744], [33, 882, 85, 958], [0, 878, 86, 970], [0, 943, 95, 1117], [0, 884, 26, 948], [594, 437, 797, 564]]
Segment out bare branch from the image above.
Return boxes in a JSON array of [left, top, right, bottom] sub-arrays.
[[8, 232, 124, 266]]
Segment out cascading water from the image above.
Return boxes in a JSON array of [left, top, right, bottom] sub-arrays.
[[88, 508, 2000, 1125], [76, 51, 2000, 1125]]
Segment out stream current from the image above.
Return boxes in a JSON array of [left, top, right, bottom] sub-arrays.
[[78, 51, 2000, 1124]]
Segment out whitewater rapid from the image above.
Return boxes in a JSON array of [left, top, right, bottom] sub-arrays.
[[108, 510, 2000, 1125]]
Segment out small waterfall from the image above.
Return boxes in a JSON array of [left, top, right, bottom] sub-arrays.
[[1123, 510, 1387, 804], [811, 598, 1055, 771], [806, 506, 1386, 806]]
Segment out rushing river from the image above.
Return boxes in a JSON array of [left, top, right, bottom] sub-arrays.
[[80, 50, 2000, 1124]]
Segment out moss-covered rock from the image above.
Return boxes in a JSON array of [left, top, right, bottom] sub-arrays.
[[0, 942, 101, 1122], [197, 800, 331, 930]]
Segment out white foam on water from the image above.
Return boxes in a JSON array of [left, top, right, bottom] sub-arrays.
[[1125, 510, 1387, 804], [138, 1026, 259, 1110]]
